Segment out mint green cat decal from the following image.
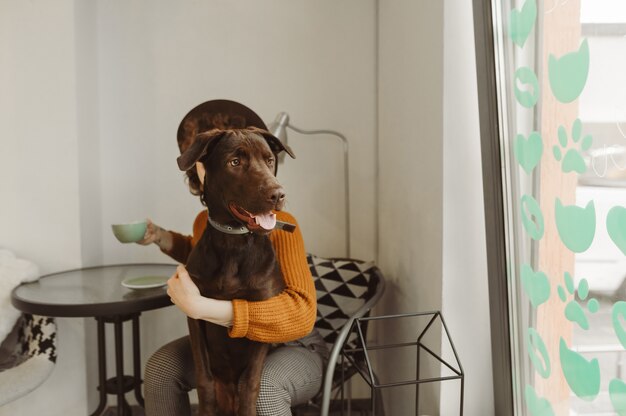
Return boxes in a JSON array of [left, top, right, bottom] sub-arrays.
[[548, 39, 590, 103], [555, 199, 595, 253], [559, 337, 601, 401]]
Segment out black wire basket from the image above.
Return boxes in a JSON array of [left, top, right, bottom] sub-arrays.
[[339, 311, 465, 416]]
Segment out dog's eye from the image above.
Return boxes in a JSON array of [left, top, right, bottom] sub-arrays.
[[229, 158, 240, 167]]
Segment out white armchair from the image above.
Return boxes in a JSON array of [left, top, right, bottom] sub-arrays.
[[0, 313, 57, 405]]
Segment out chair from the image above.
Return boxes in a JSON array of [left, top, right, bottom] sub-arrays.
[[294, 253, 386, 416], [0, 313, 57, 405]]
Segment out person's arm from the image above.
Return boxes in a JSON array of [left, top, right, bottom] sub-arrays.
[[167, 264, 234, 327], [159, 231, 194, 264], [228, 212, 316, 343]]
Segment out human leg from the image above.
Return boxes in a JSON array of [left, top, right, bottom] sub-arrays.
[[256, 345, 325, 416], [144, 336, 196, 416], [144, 335, 325, 416]]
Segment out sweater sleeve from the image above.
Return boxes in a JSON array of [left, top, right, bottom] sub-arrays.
[[160, 231, 193, 264], [228, 212, 317, 342]]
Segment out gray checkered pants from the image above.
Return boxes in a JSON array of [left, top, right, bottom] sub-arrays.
[[144, 332, 327, 416]]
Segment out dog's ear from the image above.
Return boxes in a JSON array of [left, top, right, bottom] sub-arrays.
[[177, 129, 227, 171], [248, 127, 296, 159]]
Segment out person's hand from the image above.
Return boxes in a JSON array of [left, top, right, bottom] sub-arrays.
[[137, 219, 161, 245], [167, 265, 233, 326], [137, 219, 173, 250], [167, 265, 205, 319]]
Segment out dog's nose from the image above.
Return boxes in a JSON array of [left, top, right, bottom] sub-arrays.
[[269, 188, 286, 205]]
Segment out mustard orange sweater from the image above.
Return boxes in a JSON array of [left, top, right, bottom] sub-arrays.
[[162, 210, 316, 343]]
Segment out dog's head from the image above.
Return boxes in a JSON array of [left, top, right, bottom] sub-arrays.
[[177, 127, 295, 233]]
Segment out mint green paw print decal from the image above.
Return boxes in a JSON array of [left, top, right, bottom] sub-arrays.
[[525, 384, 554, 416], [560, 337, 601, 401], [612, 302, 626, 349], [552, 119, 592, 174], [527, 328, 551, 378], [555, 198, 595, 253], [514, 132, 543, 174], [557, 272, 599, 330], [509, 0, 537, 48], [514, 67, 540, 108], [521, 264, 550, 308], [521, 194, 544, 240], [610, 378, 626, 416], [549, 39, 590, 103], [607, 206, 626, 256]]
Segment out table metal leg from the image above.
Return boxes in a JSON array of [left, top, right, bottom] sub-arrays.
[[90, 313, 141, 416], [90, 318, 108, 416], [113, 317, 131, 416], [416, 342, 421, 416], [132, 314, 144, 407]]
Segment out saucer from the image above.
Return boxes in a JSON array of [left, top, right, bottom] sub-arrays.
[[121, 275, 168, 290]]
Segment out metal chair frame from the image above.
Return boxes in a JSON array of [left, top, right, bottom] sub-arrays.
[[318, 267, 386, 416]]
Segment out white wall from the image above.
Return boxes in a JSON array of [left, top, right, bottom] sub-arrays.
[[377, 0, 444, 414], [442, 0, 494, 415], [0, 1, 89, 415], [376, 1, 495, 415], [94, 0, 377, 266]]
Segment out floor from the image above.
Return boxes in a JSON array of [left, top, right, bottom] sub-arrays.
[[101, 405, 149, 416], [101, 400, 377, 415]]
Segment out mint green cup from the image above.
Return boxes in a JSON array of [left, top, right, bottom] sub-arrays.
[[111, 221, 148, 243]]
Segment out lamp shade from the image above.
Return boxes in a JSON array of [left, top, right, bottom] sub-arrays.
[[269, 112, 289, 143]]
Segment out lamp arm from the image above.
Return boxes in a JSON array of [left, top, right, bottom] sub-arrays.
[[287, 124, 351, 258]]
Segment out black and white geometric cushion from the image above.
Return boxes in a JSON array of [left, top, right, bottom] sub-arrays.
[[307, 254, 378, 351]]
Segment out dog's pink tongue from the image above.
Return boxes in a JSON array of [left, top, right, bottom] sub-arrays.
[[254, 212, 277, 230]]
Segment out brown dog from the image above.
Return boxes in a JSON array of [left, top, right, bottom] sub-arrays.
[[176, 127, 295, 416]]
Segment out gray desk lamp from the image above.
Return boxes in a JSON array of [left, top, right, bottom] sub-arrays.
[[269, 112, 351, 258]]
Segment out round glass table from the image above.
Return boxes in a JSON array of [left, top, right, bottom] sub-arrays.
[[11, 263, 177, 416]]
